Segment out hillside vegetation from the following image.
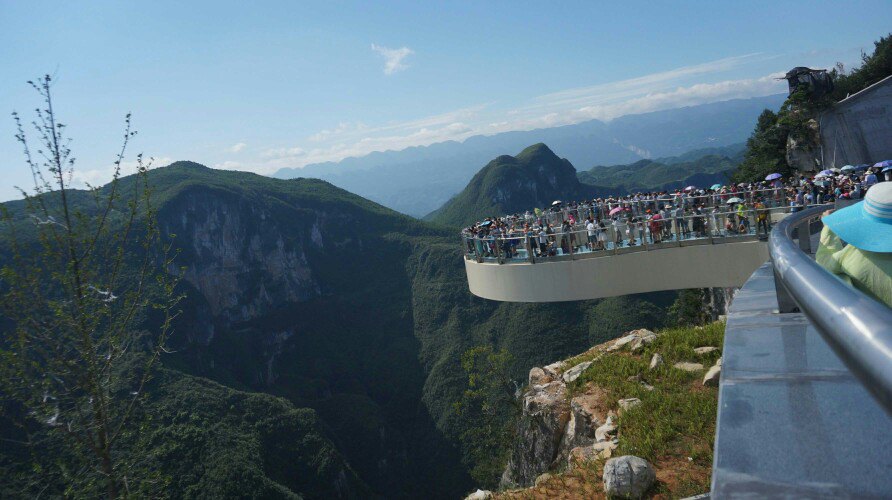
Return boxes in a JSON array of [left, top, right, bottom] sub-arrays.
[[1, 161, 677, 498], [577, 145, 744, 195], [426, 143, 589, 226], [495, 321, 724, 499]]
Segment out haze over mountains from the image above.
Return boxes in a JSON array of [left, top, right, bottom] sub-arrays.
[[275, 94, 784, 216]]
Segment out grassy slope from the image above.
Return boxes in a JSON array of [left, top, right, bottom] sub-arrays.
[[498, 321, 724, 499]]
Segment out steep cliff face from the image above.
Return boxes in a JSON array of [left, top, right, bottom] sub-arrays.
[[137, 164, 473, 498], [165, 189, 321, 334]]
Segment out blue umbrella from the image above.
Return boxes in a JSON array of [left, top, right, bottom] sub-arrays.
[[710, 183, 723, 190], [883, 166, 892, 173], [818, 169, 833, 176], [765, 173, 782, 181], [855, 164, 870, 171], [874, 160, 892, 168]]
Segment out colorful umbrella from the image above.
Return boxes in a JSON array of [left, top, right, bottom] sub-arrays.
[[765, 173, 783, 181]]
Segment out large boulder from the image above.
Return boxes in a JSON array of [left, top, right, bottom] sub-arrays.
[[630, 330, 658, 353], [674, 362, 705, 372], [500, 381, 571, 488], [542, 360, 566, 379], [607, 333, 638, 352], [562, 361, 592, 383], [528, 366, 552, 386], [703, 357, 722, 387], [464, 489, 493, 500], [618, 398, 642, 411], [693, 346, 719, 355], [603, 455, 656, 499], [649, 353, 663, 370]]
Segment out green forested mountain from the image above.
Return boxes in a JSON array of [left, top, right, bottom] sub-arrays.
[[425, 142, 744, 228], [577, 144, 744, 195], [1, 161, 675, 497], [426, 143, 591, 226]]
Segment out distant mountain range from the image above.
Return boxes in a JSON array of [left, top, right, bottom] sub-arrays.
[[577, 143, 746, 195], [274, 95, 784, 216]]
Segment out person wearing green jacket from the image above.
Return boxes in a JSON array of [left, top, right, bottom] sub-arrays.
[[816, 182, 892, 308]]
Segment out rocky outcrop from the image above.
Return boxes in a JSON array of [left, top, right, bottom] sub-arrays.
[[501, 381, 571, 488], [706, 287, 737, 321], [786, 118, 822, 172], [603, 455, 656, 499], [501, 329, 660, 488]]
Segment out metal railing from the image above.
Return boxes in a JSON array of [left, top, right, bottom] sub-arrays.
[[770, 205, 892, 414], [462, 204, 828, 265]]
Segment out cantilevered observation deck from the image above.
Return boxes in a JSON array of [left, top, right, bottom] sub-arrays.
[[462, 203, 809, 302]]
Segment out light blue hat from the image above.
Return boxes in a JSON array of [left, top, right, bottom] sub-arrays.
[[823, 182, 892, 252]]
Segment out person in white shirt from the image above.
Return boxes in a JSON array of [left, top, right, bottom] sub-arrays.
[[586, 218, 597, 251]]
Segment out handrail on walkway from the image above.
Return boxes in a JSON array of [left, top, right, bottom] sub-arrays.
[[770, 205, 892, 415]]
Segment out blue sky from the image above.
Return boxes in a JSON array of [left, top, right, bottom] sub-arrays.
[[1, 0, 890, 200]]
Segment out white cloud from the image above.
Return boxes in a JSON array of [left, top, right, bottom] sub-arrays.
[[244, 54, 798, 174], [228, 142, 247, 153], [261, 146, 306, 160], [371, 43, 414, 75]]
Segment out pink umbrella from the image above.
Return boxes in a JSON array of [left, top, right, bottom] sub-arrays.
[[609, 206, 624, 216]]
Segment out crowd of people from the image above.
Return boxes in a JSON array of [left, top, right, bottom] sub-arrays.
[[463, 163, 892, 261]]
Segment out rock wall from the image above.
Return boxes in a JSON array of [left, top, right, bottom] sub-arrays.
[[707, 287, 737, 321], [819, 74, 892, 167]]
